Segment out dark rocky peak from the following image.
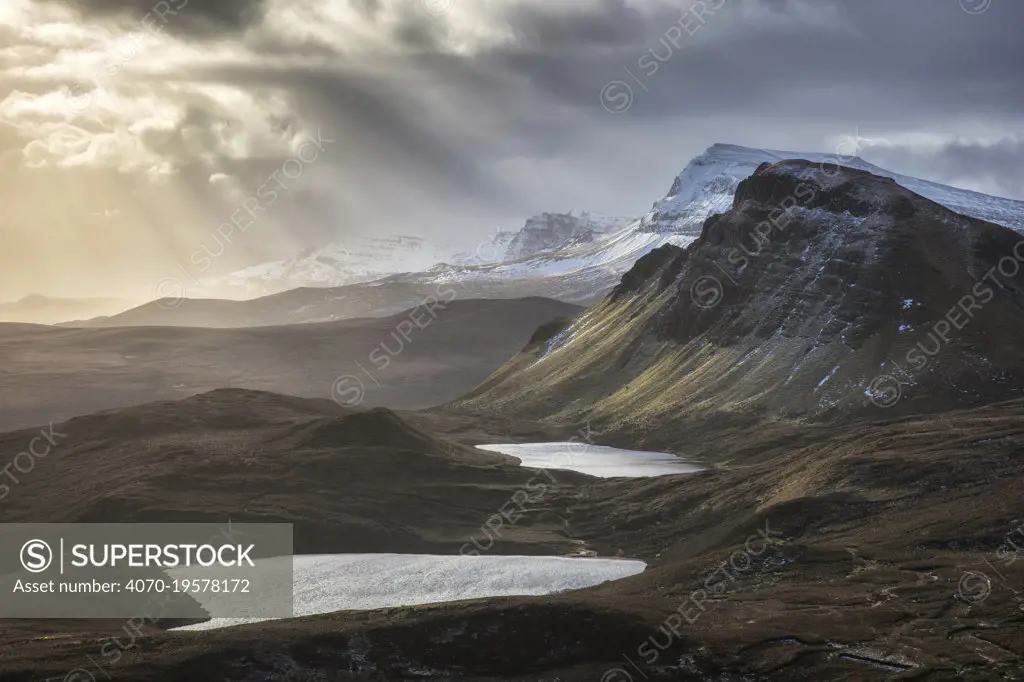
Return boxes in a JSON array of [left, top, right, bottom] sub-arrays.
[[733, 160, 917, 221]]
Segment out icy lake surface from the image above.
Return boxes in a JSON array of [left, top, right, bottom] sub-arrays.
[[172, 554, 645, 632], [476, 442, 703, 478]]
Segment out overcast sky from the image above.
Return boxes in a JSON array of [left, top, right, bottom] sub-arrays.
[[1, 0, 1022, 300]]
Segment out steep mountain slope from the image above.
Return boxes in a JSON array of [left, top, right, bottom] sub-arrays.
[[456, 160, 1024, 433], [425, 143, 1024, 304], [0, 297, 580, 432]]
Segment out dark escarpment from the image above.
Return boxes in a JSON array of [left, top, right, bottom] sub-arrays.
[[652, 161, 1024, 355], [610, 243, 687, 299]]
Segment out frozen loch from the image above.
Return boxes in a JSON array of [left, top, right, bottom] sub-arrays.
[[172, 554, 645, 632], [476, 442, 703, 478]]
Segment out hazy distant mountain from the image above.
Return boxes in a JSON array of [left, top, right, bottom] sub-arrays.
[[0, 294, 132, 325], [201, 212, 632, 299], [200, 235, 456, 298]]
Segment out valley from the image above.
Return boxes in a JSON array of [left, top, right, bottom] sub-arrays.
[[0, 297, 579, 433], [4, 3, 1023, 678]]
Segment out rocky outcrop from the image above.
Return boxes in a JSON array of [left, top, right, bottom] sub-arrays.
[[504, 212, 632, 260]]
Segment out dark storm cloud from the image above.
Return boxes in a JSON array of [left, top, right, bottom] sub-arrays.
[[244, 0, 1022, 139], [27, 0, 1024, 161], [6, 0, 1024, 301], [484, 0, 1024, 122], [172, 0, 1024, 232], [502, 0, 656, 49], [32, 0, 268, 37], [90, 0, 1022, 166]]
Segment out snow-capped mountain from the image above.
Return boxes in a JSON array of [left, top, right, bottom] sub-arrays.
[[117, 142, 1024, 326], [432, 142, 1024, 301], [205, 213, 631, 298], [449, 229, 518, 267], [640, 143, 1024, 235]]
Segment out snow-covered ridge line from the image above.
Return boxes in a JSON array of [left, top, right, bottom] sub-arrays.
[[641, 143, 1024, 236]]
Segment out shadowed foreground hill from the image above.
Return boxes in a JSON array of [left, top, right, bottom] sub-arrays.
[[455, 161, 1024, 437], [0, 389, 582, 555], [0, 297, 581, 432]]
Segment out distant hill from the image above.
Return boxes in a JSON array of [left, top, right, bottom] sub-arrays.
[[0, 297, 581, 432]]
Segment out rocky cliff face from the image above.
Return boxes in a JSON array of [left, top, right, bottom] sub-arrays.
[[458, 160, 1024, 427], [504, 212, 632, 260]]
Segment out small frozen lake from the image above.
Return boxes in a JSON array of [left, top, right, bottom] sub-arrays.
[[476, 442, 703, 478], [172, 554, 645, 632]]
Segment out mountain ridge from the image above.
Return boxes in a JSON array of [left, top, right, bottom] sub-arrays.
[[67, 143, 1024, 329]]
